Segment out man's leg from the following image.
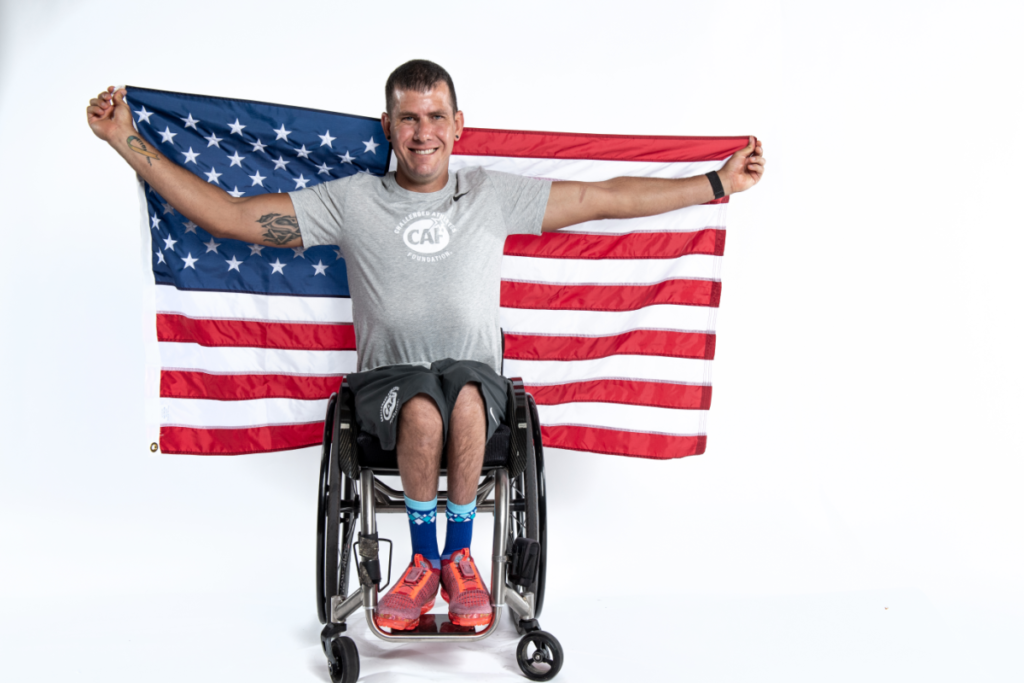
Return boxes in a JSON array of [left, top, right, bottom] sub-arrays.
[[445, 383, 487, 506], [396, 394, 444, 567]]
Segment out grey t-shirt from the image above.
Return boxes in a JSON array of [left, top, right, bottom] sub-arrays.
[[290, 167, 551, 373]]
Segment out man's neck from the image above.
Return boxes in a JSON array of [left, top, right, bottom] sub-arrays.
[[394, 167, 450, 194]]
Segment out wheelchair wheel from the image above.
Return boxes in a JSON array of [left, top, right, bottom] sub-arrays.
[[516, 630, 563, 681], [528, 394, 548, 618], [327, 636, 359, 683], [317, 394, 359, 624], [509, 392, 547, 623]]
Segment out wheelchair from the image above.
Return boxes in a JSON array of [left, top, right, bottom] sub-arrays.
[[315, 375, 563, 682]]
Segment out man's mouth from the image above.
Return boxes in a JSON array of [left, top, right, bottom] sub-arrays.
[[411, 148, 439, 156]]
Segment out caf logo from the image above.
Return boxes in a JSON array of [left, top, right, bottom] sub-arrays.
[[380, 386, 400, 423], [402, 217, 451, 254]]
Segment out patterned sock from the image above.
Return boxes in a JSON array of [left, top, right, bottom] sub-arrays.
[[441, 499, 477, 560], [404, 495, 440, 569]]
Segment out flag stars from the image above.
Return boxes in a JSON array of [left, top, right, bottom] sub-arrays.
[[155, 250, 166, 264], [338, 151, 355, 164], [248, 244, 264, 256], [249, 170, 266, 186], [269, 258, 287, 274], [182, 253, 199, 269], [158, 127, 178, 144], [151, 213, 162, 230], [205, 132, 223, 148], [251, 139, 267, 153], [161, 202, 176, 215], [227, 186, 245, 198], [227, 150, 246, 167], [318, 130, 336, 148], [163, 235, 177, 251], [226, 256, 243, 271], [273, 124, 292, 141], [134, 106, 153, 124], [316, 161, 334, 175], [205, 167, 222, 184], [363, 137, 379, 154], [183, 220, 199, 234], [203, 237, 221, 253], [292, 247, 306, 259], [182, 147, 200, 164], [334, 247, 343, 260], [227, 118, 246, 135], [312, 260, 329, 276], [295, 144, 311, 159], [181, 113, 200, 130], [293, 174, 310, 189], [272, 156, 290, 170]]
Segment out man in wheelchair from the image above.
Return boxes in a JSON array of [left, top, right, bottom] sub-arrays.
[[87, 59, 765, 633]]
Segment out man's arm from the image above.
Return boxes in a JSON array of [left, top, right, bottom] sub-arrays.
[[87, 86, 302, 247], [541, 136, 765, 232]]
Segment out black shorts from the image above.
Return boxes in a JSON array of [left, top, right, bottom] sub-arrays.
[[346, 358, 510, 451]]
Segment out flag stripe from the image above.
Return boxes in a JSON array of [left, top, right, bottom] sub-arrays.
[[505, 330, 715, 362], [553, 204, 727, 235], [537, 402, 707, 436], [160, 423, 324, 455], [501, 253, 721, 285], [526, 379, 712, 410], [157, 314, 356, 350], [450, 154, 725, 183], [501, 305, 717, 336], [161, 370, 342, 401], [540, 425, 706, 459], [161, 396, 329, 429], [503, 228, 725, 260], [501, 279, 721, 311], [456, 128, 748, 162], [504, 355, 712, 385], [159, 342, 357, 375]]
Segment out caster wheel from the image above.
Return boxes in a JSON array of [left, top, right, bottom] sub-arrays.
[[327, 636, 359, 683], [516, 630, 563, 681]]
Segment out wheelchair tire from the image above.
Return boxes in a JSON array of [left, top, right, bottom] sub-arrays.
[[516, 630, 564, 681], [527, 394, 548, 618], [318, 395, 359, 624], [316, 394, 339, 624], [328, 636, 359, 683]]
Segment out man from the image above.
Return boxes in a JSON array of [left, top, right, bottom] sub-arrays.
[[87, 60, 765, 631]]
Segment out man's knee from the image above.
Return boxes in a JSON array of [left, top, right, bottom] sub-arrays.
[[398, 393, 443, 451], [452, 382, 484, 415]]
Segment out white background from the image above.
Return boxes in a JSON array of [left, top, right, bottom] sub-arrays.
[[1, 1, 1022, 681]]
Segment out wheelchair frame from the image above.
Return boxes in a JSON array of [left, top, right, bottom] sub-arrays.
[[315, 377, 562, 682]]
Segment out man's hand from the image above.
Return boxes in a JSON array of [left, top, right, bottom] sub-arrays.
[[87, 86, 133, 143], [717, 136, 765, 195]]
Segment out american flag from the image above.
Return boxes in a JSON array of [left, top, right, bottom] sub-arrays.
[[127, 86, 743, 459]]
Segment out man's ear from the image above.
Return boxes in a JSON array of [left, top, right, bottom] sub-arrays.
[[454, 110, 464, 141], [381, 112, 392, 141]]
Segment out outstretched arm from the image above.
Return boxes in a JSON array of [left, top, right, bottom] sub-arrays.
[[86, 86, 302, 247], [541, 136, 765, 232]]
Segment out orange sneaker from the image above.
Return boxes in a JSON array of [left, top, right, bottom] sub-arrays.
[[375, 554, 439, 631], [440, 548, 493, 627]]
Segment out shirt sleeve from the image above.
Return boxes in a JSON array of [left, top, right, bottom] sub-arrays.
[[485, 170, 552, 236], [288, 176, 350, 248]]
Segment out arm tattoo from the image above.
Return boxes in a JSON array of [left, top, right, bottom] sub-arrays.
[[126, 135, 159, 166], [257, 213, 301, 245]]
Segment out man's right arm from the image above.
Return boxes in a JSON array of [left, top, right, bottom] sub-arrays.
[[87, 86, 302, 247]]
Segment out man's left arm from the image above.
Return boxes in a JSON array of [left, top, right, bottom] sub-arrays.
[[541, 136, 765, 232]]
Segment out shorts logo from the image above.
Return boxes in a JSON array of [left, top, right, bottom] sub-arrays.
[[395, 211, 456, 263], [380, 386, 400, 423], [489, 406, 497, 424]]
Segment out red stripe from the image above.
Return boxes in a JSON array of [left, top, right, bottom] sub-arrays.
[[456, 128, 749, 162], [160, 423, 324, 455], [527, 380, 712, 410], [505, 330, 714, 361], [501, 279, 721, 311], [504, 228, 725, 260], [156, 314, 355, 350], [540, 425, 705, 459], [160, 370, 342, 401]]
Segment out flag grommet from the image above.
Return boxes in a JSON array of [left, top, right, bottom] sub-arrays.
[[149, 442, 159, 453]]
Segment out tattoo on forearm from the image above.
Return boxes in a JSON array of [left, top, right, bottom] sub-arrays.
[[126, 135, 159, 166], [257, 213, 301, 245]]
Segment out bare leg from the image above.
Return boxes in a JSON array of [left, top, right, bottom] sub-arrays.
[[446, 383, 487, 506], [396, 394, 444, 502]]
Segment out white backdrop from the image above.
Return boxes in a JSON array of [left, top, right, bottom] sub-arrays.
[[1, 1, 1022, 681]]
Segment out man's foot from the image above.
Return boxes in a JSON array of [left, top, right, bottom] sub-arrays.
[[440, 548, 493, 627], [375, 554, 439, 631]]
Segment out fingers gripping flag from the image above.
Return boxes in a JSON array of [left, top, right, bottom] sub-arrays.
[[127, 87, 745, 458]]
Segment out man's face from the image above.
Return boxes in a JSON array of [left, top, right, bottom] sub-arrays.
[[382, 81, 464, 191]]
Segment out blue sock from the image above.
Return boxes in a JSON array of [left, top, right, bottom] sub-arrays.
[[442, 499, 477, 560], [404, 495, 440, 569]]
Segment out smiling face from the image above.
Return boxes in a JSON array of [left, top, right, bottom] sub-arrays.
[[382, 81, 464, 193]]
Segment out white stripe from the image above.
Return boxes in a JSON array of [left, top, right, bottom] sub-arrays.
[[504, 355, 712, 386], [450, 155, 724, 182], [159, 342, 356, 375], [162, 396, 329, 429], [502, 254, 722, 285], [552, 203, 728, 236], [536, 402, 708, 436], [155, 283, 352, 324], [501, 305, 717, 335]]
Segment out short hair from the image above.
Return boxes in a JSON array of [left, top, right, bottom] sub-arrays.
[[385, 59, 458, 117]]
